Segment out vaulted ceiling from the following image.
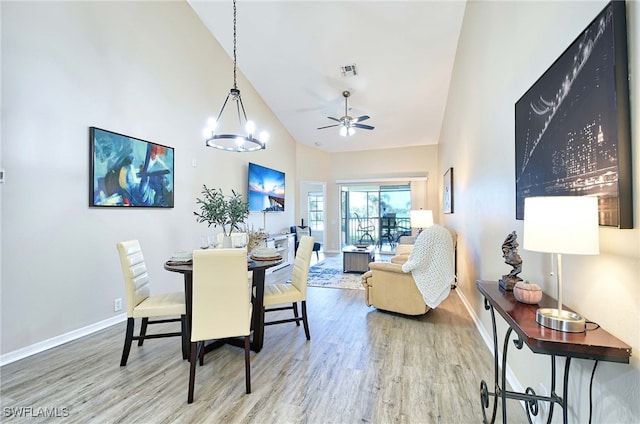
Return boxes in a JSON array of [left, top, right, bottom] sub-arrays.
[[188, 1, 466, 153]]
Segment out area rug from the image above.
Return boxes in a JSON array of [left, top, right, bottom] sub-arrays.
[[308, 255, 364, 290]]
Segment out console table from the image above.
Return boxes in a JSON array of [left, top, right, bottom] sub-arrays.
[[476, 280, 631, 424]]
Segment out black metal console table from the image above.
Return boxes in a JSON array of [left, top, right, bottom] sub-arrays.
[[476, 280, 631, 423]]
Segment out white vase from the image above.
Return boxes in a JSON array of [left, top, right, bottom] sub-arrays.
[[222, 235, 233, 248]]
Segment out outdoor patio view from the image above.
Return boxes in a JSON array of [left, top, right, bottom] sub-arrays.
[[341, 184, 412, 248]]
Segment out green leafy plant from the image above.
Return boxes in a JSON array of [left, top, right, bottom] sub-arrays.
[[194, 185, 249, 237]]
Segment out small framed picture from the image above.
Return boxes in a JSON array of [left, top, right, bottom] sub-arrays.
[[443, 167, 453, 214]]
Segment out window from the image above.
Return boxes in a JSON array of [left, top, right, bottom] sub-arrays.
[[308, 192, 324, 231]]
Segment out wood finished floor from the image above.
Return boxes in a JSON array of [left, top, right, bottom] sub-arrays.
[[0, 265, 528, 423]]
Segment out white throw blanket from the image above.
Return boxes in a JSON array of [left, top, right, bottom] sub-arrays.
[[401, 225, 455, 308]]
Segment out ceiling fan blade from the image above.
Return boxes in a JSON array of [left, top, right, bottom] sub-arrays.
[[353, 115, 370, 123], [327, 116, 341, 123], [353, 123, 375, 130], [317, 124, 340, 130]]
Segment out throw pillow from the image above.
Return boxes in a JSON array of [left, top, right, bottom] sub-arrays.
[[295, 226, 310, 241]]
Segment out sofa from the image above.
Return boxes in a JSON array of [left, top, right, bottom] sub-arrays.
[[361, 225, 457, 315]]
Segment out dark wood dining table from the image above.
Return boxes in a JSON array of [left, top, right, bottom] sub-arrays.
[[164, 256, 282, 354]]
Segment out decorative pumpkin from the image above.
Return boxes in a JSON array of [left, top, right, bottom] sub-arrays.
[[513, 281, 542, 304]]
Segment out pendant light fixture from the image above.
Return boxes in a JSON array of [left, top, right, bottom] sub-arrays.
[[202, 0, 268, 152]]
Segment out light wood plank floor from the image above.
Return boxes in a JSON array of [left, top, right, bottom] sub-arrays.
[[1, 266, 528, 423]]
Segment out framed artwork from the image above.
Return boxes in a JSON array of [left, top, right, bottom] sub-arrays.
[[443, 167, 453, 214], [89, 127, 174, 208], [515, 1, 632, 228]]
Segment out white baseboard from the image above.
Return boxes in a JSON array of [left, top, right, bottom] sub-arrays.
[[0, 314, 127, 367], [455, 288, 527, 413]]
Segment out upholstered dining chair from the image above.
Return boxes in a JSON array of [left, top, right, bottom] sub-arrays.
[[263, 235, 314, 340], [116, 240, 187, 366], [188, 248, 252, 404]]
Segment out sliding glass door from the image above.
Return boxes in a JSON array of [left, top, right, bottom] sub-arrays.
[[341, 184, 411, 247]]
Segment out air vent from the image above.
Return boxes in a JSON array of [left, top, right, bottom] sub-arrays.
[[340, 64, 358, 77]]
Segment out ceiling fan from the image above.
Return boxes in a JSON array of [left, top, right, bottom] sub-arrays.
[[317, 90, 375, 136]]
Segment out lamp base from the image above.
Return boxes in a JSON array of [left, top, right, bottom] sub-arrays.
[[536, 308, 585, 333]]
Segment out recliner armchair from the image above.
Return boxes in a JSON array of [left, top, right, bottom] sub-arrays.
[[361, 225, 457, 315]]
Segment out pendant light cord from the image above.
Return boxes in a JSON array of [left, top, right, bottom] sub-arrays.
[[232, 0, 237, 90]]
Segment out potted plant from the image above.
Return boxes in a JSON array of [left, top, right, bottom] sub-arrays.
[[194, 185, 249, 247]]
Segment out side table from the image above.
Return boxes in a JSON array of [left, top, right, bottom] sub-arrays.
[[342, 245, 375, 273], [476, 280, 631, 424]]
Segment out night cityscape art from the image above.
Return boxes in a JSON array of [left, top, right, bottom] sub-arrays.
[[515, 1, 632, 228]]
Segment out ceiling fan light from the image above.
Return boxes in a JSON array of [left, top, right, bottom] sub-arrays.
[[339, 126, 348, 137], [348, 127, 355, 136]]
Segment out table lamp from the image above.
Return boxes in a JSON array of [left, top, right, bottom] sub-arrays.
[[410, 209, 434, 234], [523, 196, 599, 333]]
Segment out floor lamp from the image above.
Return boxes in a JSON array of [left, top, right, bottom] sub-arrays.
[[523, 196, 599, 333]]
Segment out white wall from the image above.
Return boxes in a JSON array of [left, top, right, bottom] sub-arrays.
[[439, 1, 639, 422], [0, 1, 296, 356]]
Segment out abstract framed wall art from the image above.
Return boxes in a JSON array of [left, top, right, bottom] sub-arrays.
[[515, 1, 632, 228], [89, 127, 174, 208], [443, 167, 453, 214]]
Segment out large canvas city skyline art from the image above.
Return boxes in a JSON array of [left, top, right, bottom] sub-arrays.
[[515, 1, 632, 228]]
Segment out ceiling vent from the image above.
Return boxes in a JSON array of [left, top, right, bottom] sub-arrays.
[[340, 64, 358, 77]]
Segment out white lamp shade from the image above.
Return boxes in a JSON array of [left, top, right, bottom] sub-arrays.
[[523, 196, 599, 255], [410, 209, 434, 229]]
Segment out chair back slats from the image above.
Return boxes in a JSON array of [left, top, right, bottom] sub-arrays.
[[191, 249, 251, 342], [117, 240, 151, 316], [291, 236, 314, 297], [129, 260, 147, 280]]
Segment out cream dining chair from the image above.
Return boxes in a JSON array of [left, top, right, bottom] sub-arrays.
[[263, 235, 314, 340], [188, 248, 252, 403], [116, 240, 187, 366]]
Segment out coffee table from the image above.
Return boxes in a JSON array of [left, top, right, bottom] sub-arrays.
[[342, 245, 375, 273]]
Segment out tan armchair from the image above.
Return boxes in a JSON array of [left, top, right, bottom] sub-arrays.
[[361, 226, 457, 315], [362, 261, 431, 315], [390, 244, 413, 264]]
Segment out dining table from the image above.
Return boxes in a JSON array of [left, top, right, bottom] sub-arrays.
[[164, 254, 282, 355]]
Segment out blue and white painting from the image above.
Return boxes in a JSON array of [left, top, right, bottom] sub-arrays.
[[90, 127, 174, 207]]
